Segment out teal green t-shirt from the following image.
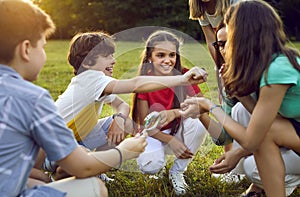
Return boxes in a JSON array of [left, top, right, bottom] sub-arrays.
[[260, 54, 300, 122]]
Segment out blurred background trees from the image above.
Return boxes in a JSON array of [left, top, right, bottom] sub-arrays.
[[33, 0, 300, 41]]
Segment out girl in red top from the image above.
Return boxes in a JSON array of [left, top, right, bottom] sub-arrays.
[[132, 30, 207, 195]]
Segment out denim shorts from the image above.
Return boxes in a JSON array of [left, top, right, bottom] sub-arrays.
[[78, 116, 113, 150], [288, 118, 300, 156]]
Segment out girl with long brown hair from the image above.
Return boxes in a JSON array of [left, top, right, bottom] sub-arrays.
[[132, 30, 207, 195], [181, 1, 300, 196]]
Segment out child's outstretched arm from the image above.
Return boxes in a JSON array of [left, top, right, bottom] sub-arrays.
[[103, 67, 207, 94], [57, 133, 147, 177]]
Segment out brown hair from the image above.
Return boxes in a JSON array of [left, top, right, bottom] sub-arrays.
[[223, 0, 300, 97], [67, 32, 115, 75], [131, 30, 185, 135], [0, 0, 55, 64], [189, 0, 230, 20], [214, 21, 226, 70], [213, 21, 226, 97]]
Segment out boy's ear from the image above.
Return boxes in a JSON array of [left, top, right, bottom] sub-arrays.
[[18, 40, 31, 62], [82, 64, 90, 69]]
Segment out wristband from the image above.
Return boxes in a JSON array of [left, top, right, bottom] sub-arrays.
[[209, 104, 221, 113], [113, 147, 122, 169], [113, 113, 127, 122]]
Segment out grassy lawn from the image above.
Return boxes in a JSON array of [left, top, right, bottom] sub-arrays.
[[36, 40, 300, 196]]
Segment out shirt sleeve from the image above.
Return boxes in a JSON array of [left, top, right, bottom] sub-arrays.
[[260, 56, 298, 88], [79, 70, 115, 100], [137, 92, 148, 100], [102, 94, 117, 104], [30, 91, 78, 162], [198, 18, 209, 27], [186, 85, 200, 96], [212, 129, 233, 146]]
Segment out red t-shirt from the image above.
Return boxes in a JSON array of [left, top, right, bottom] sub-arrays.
[[137, 68, 201, 130]]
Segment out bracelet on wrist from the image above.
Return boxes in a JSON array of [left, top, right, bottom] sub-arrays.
[[113, 147, 122, 169], [209, 104, 221, 113], [113, 113, 127, 122]]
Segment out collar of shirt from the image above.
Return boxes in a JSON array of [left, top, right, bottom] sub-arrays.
[[0, 64, 22, 79]]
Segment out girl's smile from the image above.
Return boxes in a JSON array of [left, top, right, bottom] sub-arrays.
[[149, 41, 177, 76]]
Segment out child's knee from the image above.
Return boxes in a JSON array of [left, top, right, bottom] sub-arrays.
[[185, 119, 207, 142], [196, 124, 207, 141], [138, 158, 165, 174]]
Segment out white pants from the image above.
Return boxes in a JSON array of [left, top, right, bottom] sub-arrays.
[[47, 177, 103, 197], [231, 102, 300, 195], [137, 118, 207, 174]]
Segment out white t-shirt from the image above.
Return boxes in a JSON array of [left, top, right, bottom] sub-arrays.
[[55, 70, 116, 140], [199, 0, 240, 28], [199, 14, 222, 28]]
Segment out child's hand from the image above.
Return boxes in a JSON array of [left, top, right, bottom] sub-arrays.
[[182, 67, 208, 85], [209, 149, 242, 174], [158, 110, 177, 128], [107, 118, 126, 146], [169, 137, 193, 159], [116, 133, 148, 161], [179, 97, 210, 118]]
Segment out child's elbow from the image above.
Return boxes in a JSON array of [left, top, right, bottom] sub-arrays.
[[242, 142, 259, 153]]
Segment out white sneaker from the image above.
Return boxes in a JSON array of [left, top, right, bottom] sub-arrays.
[[286, 186, 297, 196], [169, 172, 188, 195], [98, 173, 114, 183], [211, 172, 245, 184]]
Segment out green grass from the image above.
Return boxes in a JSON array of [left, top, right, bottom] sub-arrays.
[[37, 40, 300, 196]]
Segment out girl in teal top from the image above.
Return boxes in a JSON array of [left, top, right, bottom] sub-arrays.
[[179, 1, 300, 196], [260, 54, 300, 122]]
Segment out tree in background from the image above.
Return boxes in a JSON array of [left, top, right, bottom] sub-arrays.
[[34, 0, 300, 41], [268, 0, 300, 41]]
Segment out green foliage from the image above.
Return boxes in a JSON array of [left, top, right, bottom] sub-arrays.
[[34, 0, 106, 38], [32, 0, 203, 40], [33, 0, 300, 40], [37, 40, 300, 196], [34, 40, 72, 100]]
